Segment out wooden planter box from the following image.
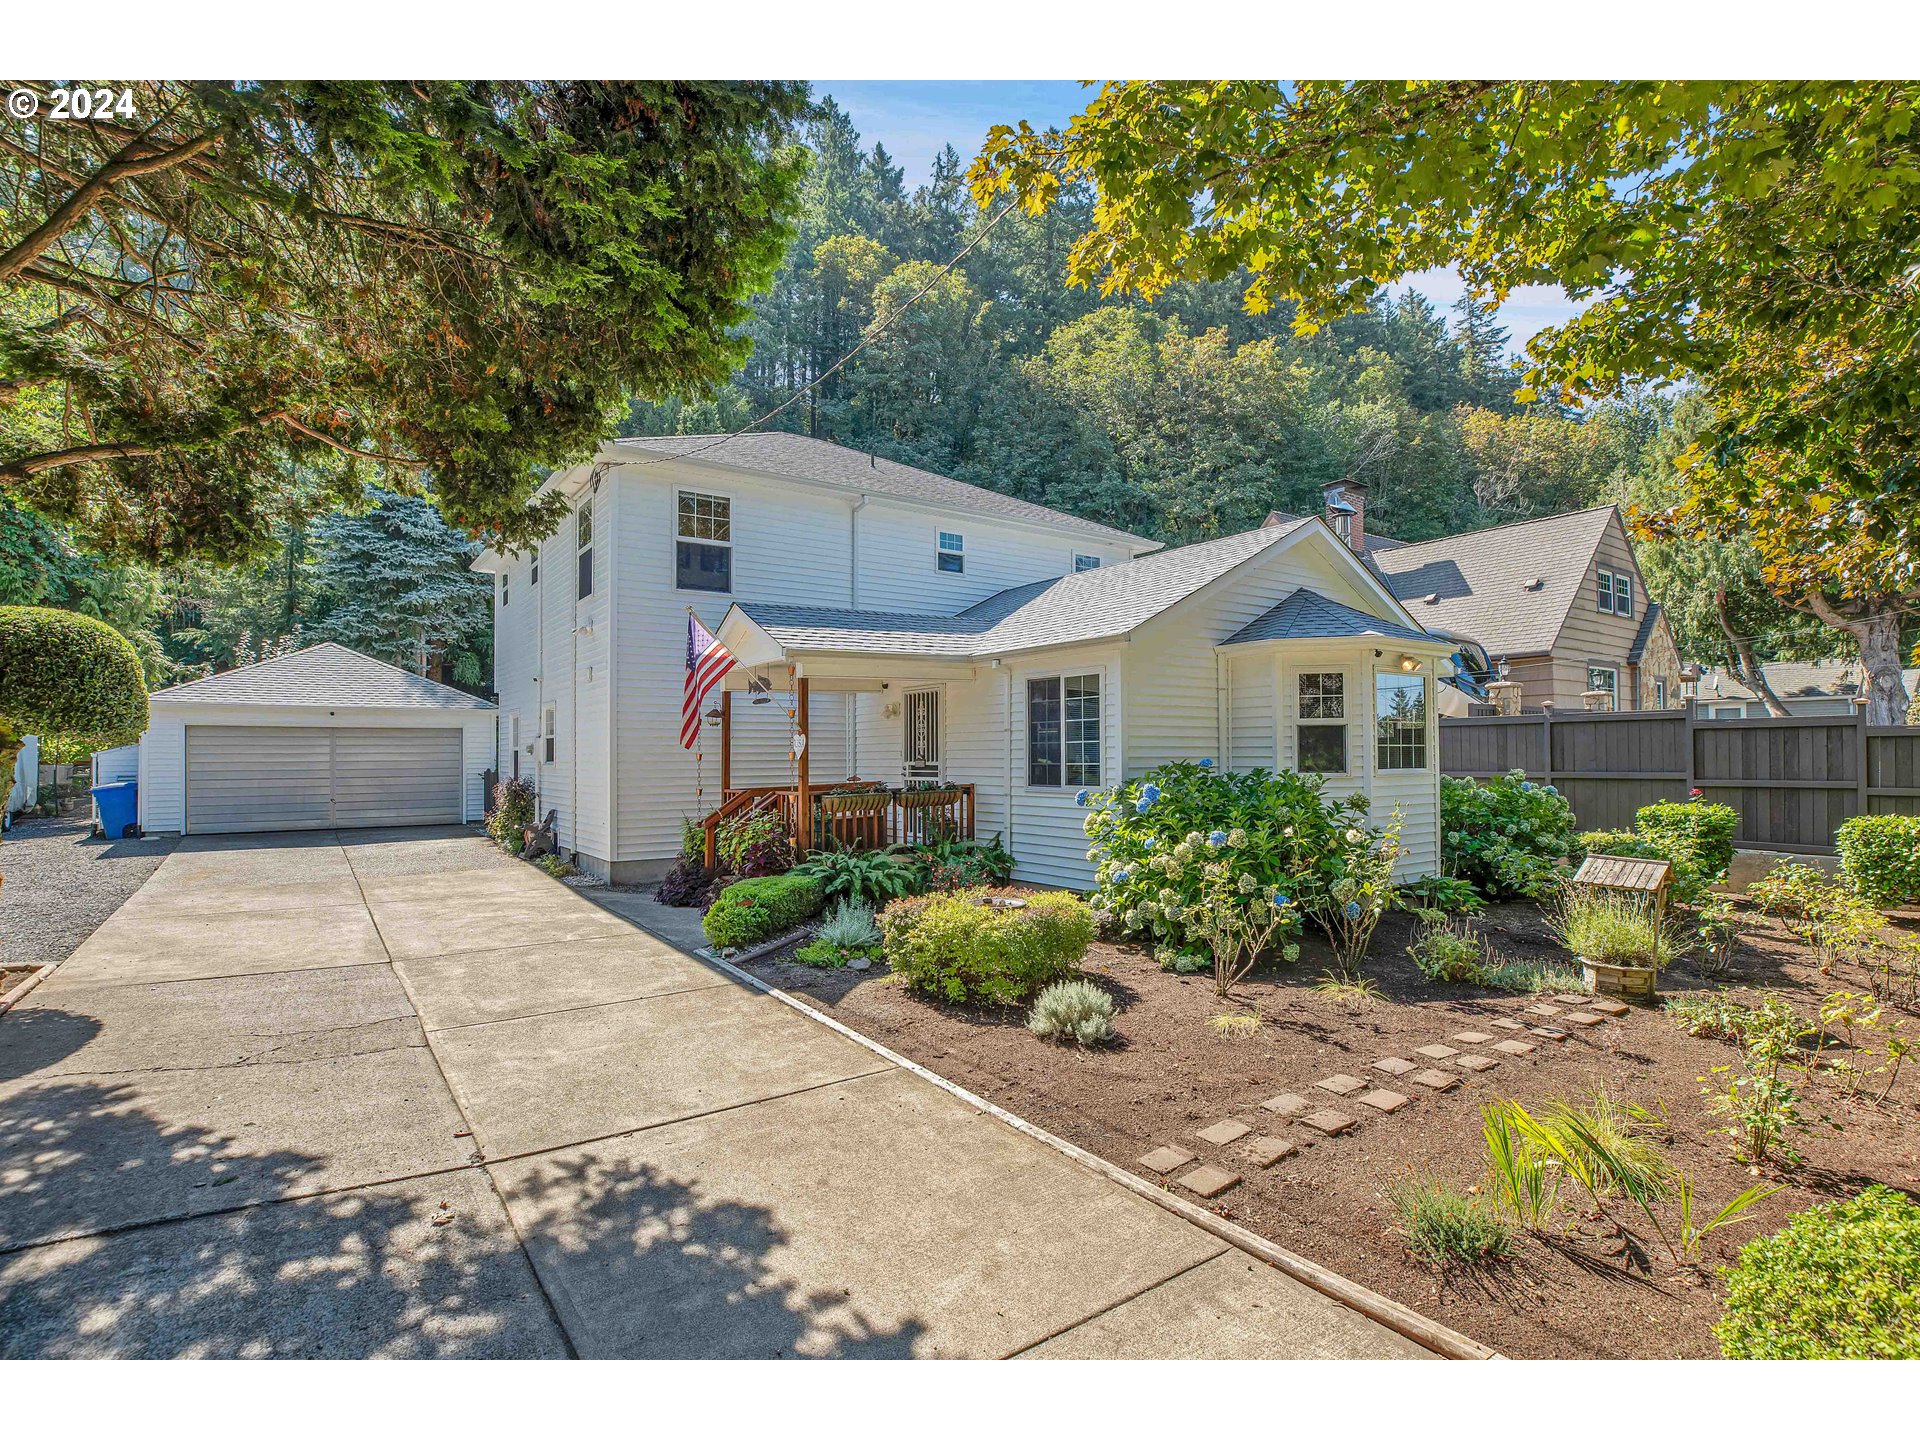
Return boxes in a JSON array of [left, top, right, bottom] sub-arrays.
[[895, 787, 964, 807], [816, 791, 893, 816], [1581, 956, 1659, 1004]]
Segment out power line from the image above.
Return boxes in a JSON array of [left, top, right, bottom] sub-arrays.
[[616, 191, 1028, 468]]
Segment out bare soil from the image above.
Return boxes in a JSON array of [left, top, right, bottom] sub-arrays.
[[1, 965, 40, 999], [741, 901, 1920, 1359]]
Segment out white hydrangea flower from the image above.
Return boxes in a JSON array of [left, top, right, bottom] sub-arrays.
[[1236, 871, 1256, 893], [1227, 828, 1247, 848]]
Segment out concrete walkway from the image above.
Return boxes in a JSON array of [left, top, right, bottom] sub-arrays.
[[0, 829, 1438, 1359]]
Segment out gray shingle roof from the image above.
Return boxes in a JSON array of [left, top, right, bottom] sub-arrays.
[[1223, 588, 1439, 648], [1367, 506, 1617, 657], [1263, 509, 1408, 553], [1697, 659, 1920, 703], [740, 520, 1318, 660], [612, 432, 1155, 548], [151, 643, 495, 710], [1627, 601, 1665, 664]]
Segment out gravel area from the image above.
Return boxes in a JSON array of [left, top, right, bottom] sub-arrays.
[[1, 816, 179, 969]]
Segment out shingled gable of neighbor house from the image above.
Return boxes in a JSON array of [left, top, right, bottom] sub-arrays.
[[1361, 506, 1621, 660], [150, 642, 494, 709]]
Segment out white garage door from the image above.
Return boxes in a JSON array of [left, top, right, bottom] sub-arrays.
[[185, 726, 463, 834]]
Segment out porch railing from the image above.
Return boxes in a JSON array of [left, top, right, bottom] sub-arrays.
[[702, 782, 974, 866]]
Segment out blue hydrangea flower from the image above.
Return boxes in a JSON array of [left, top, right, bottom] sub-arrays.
[[1197, 757, 1214, 769], [1272, 890, 1290, 906], [1112, 868, 1131, 884], [1544, 784, 1559, 796], [1207, 830, 1228, 848], [1142, 835, 1156, 850], [1074, 789, 1090, 806], [1344, 900, 1363, 920], [1135, 797, 1153, 815], [1141, 783, 1162, 803], [1520, 781, 1534, 792]]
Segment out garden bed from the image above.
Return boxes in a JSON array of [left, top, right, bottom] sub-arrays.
[[740, 900, 1920, 1360]]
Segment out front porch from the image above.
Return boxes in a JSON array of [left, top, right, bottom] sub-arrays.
[[699, 674, 976, 867]]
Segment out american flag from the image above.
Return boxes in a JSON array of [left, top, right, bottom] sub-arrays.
[[682, 612, 735, 750]]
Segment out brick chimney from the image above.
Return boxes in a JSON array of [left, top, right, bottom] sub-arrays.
[[1323, 480, 1368, 554]]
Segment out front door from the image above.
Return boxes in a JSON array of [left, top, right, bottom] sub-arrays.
[[904, 688, 941, 781]]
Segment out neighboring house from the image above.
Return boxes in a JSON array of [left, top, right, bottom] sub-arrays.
[[1266, 486, 1684, 713], [1690, 659, 1920, 719], [478, 435, 1457, 889], [136, 643, 495, 835]]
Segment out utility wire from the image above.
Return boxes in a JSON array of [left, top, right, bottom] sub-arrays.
[[615, 190, 1028, 468]]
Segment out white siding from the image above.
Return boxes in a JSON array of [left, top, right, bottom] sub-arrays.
[[1226, 652, 1277, 771], [725, 691, 854, 789], [853, 499, 1134, 614]]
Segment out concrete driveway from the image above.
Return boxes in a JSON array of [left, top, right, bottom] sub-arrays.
[[0, 829, 1440, 1359]]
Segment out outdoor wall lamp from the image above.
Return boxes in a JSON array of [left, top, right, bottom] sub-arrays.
[[1398, 654, 1421, 672]]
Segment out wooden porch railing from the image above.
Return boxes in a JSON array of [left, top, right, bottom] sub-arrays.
[[702, 782, 975, 865]]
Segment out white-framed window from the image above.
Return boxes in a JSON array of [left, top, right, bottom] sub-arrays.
[[1597, 569, 1635, 616], [676, 490, 732, 593], [1296, 671, 1348, 774], [1027, 673, 1100, 787], [541, 704, 557, 765], [1073, 552, 1101, 573], [500, 570, 509, 608], [1375, 672, 1430, 771], [1711, 704, 1744, 720], [576, 498, 595, 599], [937, 531, 965, 574], [1654, 677, 1668, 709], [1586, 666, 1618, 709]]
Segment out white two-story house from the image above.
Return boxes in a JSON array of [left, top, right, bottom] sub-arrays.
[[476, 433, 1455, 889]]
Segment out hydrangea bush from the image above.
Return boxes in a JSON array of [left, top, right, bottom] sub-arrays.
[[1440, 770, 1577, 901], [1081, 759, 1384, 972]]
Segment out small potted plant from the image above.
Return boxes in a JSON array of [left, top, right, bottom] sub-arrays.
[[1550, 884, 1673, 1002]]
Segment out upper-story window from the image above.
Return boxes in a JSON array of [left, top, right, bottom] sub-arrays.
[[1598, 569, 1634, 617], [1073, 553, 1101, 573], [937, 531, 965, 574], [576, 498, 595, 599], [501, 570, 509, 607], [531, 550, 538, 585], [677, 491, 732, 593]]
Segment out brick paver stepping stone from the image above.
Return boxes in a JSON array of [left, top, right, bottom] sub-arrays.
[[1552, 993, 1590, 1005], [1299, 1109, 1357, 1136], [1492, 1038, 1538, 1057], [1491, 1017, 1528, 1031], [1356, 1088, 1411, 1114], [1177, 1164, 1241, 1198], [1245, 1135, 1298, 1168], [1261, 1091, 1312, 1118], [1524, 1003, 1563, 1017], [1414, 1044, 1458, 1060], [1137, 1145, 1196, 1175], [1451, 1031, 1493, 1045], [1410, 1068, 1459, 1091], [1316, 1074, 1367, 1096], [1196, 1119, 1252, 1146], [1566, 1012, 1606, 1027], [1454, 1054, 1499, 1072], [1589, 998, 1631, 1017], [1372, 1056, 1417, 1076], [1529, 1026, 1569, 1041]]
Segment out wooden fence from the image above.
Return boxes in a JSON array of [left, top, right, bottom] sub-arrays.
[[1440, 708, 1920, 854]]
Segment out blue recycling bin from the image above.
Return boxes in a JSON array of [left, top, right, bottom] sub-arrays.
[[92, 780, 138, 840]]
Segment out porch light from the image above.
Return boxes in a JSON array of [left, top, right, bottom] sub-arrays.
[[1398, 654, 1421, 672]]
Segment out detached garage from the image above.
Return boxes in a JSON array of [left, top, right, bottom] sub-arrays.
[[138, 643, 496, 836]]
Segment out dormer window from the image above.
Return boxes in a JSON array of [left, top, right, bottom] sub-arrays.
[[938, 531, 965, 574], [677, 491, 732, 593], [1598, 569, 1634, 616], [1073, 553, 1101, 573]]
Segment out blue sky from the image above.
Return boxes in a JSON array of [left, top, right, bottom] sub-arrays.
[[813, 80, 1581, 351]]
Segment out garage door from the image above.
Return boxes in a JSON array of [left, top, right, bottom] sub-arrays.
[[185, 726, 463, 834]]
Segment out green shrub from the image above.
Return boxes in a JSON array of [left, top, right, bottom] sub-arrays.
[[0, 606, 149, 782], [1407, 915, 1488, 983], [1746, 859, 1835, 920], [904, 835, 1016, 891], [1082, 759, 1357, 957], [1026, 978, 1116, 1045], [1579, 827, 1710, 907], [1440, 770, 1577, 901], [795, 847, 917, 906], [1636, 799, 1739, 884], [1390, 1179, 1513, 1267], [487, 776, 536, 854], [1549, 886, 1675, 967], [793, 938, 873, 968], [535, 854, 578, 879], [702, 873, 826, 950], [1835, 814, 1920, 907], [881, 889, 1093, 1005], [1717, 1187, 1920, 1358], [1398, 873, 1485, 915]]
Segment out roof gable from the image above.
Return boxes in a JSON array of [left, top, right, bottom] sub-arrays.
[[1368, 506, 1616, 657], [151, 643, 495, 710], [1223, 589, 1438, 648]]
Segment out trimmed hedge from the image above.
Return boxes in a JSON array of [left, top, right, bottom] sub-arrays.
[[881, 888, 1094, 1006], [0, 604, 148, 746], [1716, 1186, 1920, 1358], [1835, 814, 1920, 908], [701, 872, 825, 950], [1635, 800, 1739, 882]]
